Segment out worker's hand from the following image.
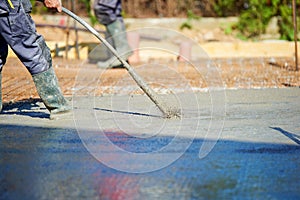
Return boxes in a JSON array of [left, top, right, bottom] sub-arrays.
[[43, 0, 62, 12]]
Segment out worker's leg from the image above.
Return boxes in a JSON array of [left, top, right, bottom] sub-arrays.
[[32, 67, 71, 120], [93, 0, 121, 25], [0, 34, 8, 113], [94, 0, 132, 68], [0, 5, 71, 119]]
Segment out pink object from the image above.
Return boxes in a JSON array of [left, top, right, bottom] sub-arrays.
[[178, 42, 192, 62], [59, 16, 66, 26], [127, 32, 140, 64]]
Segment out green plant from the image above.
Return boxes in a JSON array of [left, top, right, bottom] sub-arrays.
[[237, 0, 278, 38], [79, 0, 97, 25], [278, 3, 294, 40], [213, 0, 235, 17], [180, 10, 201, 30], [30, 0, 47, 14], [236, 0, 300, 41], [180, 21, 193, 30], [186, 9, 201, 20], [224, 25, 233, 35]]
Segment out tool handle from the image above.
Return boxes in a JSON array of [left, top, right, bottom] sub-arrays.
[[62, 7, 125, 66], [61, 7, 173, 117]]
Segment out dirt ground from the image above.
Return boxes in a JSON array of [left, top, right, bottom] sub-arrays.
[[2, 15, 300, 103], [2, 56, 299, 104]]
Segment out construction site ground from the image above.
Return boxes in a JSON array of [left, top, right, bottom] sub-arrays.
[[2, 15, 300, 102], [1, 15, 300, 199]]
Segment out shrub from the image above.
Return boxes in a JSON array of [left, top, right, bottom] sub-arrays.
[[236, 0, 299, 41]]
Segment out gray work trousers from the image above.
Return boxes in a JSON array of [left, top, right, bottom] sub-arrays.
[[0, 3, 51, 75], [93, 0, 123, 25]]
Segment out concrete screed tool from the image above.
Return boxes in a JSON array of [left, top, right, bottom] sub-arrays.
[[62, 7, 180, 118]]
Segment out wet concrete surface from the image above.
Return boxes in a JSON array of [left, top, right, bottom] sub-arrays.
[[0, 88, 300, 199]]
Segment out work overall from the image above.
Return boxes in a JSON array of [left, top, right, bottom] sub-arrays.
[[0, 0, 71, 119], [0, 0, 50, 74]]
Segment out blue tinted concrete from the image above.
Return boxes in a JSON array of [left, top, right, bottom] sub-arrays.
[[0, 88, 299, 199]]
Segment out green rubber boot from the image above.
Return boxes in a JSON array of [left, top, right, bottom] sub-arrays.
[[0, 73, 2, 113], [32, 67, 72, 120], [97, 19, 132, 69]]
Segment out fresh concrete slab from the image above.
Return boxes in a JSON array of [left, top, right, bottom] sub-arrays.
[[0, 88, 299, 199]]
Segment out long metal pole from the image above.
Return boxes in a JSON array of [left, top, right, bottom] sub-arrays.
[[65, 0, 70, 59], [61, 7, 177, 118], [71, 0, 80, 59], [293, 0, 298, 71]]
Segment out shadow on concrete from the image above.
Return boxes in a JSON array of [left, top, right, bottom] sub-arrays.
[[1, 99, 49, 119], [270, 127, 300, 145], [0, 124, 300, 199], [94, 107, 161, 118], [1, 100, 161, 120]]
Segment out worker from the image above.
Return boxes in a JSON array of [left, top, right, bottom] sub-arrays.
[[0, 0, 72, 120], [93, 0, 132, 69]]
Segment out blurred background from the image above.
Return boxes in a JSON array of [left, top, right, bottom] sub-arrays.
[[3, 0, 299, 102], [31, 0, 299, 41]]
